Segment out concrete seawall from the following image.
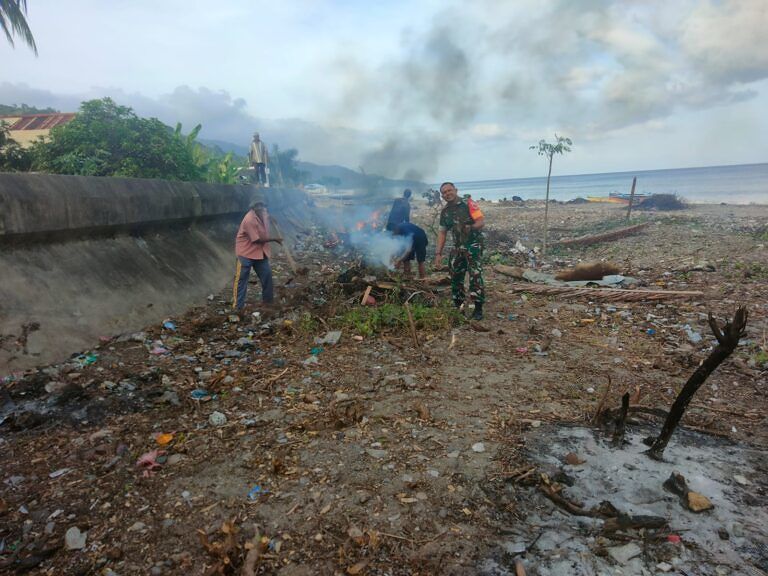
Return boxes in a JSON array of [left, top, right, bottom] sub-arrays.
[[0, 174, 316, 371]]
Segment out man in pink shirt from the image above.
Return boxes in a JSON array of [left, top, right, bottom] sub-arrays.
[[232, 195, 282, 311]]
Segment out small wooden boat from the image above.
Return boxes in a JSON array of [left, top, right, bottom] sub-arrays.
[[586, 192, 651, 204]]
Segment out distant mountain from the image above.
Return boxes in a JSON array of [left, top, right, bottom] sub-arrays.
[[198, 138, 249, 157], [297, 161, 424, 191]]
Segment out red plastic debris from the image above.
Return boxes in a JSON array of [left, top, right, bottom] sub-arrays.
[[136, 449, 166, 477]]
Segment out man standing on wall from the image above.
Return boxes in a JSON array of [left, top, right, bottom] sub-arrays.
[[385, 188, 412, 231], [433, 182, 486, 320], [249, 132, 269, 186], [233, 194, 282, 313]]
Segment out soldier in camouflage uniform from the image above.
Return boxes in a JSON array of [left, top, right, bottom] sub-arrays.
[[433, 182, 486, 320]]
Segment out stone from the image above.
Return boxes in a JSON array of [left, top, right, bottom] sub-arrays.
[[208, 411, 227, 427], [45, 381, 67, 394], [65, 526, 87, 550], [607, 542, 642, 565], [656, 562, 673, 572], [366, 448, 387, 459], [564, 452, 585, 466], [733, 474, 750, 485], [471, 442, 486, 453], [686, 491, 714, 512], [128, 521, 146, 532], [167, 454, 185, 465]]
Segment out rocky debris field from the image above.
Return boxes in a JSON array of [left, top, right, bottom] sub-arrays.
[[1, 200, 767, 575]]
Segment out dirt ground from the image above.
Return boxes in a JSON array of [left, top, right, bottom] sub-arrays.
[[1, 198, 767, 575]]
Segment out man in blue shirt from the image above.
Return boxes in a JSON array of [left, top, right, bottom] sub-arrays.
[[385, 189, 412, 231], [393, 222, 428, 279]]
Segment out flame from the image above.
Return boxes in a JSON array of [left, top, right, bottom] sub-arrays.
[[355, 210, 383, 232]]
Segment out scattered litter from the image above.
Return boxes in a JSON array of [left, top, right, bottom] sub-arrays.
[[162, 320, 177, 331], [208, 411, 227, 427], [684, 324, 703, 344], [190, 389, 213, 402], [136, 450, 165, 477], [314, 331, 342, 345], [48, 468, 72, 479], [65, 526, 87, 550], [247, 485, 269, 500], [155, 433, 174, 446], [73, 353, 98, 367]]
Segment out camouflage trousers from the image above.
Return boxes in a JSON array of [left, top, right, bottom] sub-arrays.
[[449, 244, 485, 305]]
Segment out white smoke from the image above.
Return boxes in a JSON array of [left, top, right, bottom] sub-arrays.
[[348, 230, 412, 269]]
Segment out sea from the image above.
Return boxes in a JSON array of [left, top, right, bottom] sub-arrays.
[[451, 162, 768, 204]]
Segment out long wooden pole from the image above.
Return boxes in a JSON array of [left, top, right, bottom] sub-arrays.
[[543, 154, 553, 257], [626, 177, 637, 221]]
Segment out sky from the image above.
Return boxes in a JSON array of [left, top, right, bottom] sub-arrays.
[[1, 0, 767, 181]]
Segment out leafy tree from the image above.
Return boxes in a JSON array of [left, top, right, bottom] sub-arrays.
[[31, 98, 201, 181], [0, 120, 31, 171], [0, 103, 57, 115], [530, 134, 572, 256], [1, 0, 37, 54], [173, 122, 246, 184]]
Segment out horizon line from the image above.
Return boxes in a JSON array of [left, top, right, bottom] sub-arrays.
[[445, 161, 768, 187]]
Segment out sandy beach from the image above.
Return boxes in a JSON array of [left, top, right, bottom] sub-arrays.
[[1, 198, 766, 575]]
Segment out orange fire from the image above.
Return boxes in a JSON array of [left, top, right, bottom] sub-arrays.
[[354, 210, 383, 232]]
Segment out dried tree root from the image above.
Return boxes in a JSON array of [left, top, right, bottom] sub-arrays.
[[612, 392, 630, 446], [646, 306, 748, 460]]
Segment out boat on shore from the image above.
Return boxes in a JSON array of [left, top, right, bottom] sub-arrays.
[[586, 192, 651, 204]]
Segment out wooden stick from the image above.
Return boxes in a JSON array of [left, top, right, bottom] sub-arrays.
[[612, 392, 630, 446], [503, 282, 704, 302], [361, 285, 372, 306], [269, 217, 299, 274], [404, 303, 419, 346], [626, 176, 637, 221], [552, 222, 650, 247], [592, 375, 612, 424]]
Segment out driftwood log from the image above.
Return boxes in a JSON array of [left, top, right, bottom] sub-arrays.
[[503, 282, 703, 302], [646, 306, 748, 460], [552, 222, 650, 247]]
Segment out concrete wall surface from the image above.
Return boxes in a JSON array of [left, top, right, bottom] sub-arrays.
[[0, 173, 316, 372]]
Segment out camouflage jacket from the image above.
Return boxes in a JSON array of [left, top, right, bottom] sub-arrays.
[[439, 198, 484, 248]]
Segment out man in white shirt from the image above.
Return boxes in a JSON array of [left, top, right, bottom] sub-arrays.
[[249, 132, 269, 186]]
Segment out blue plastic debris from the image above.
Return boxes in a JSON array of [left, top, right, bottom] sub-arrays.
[[163, 321, 177, 331], [190, 389, 213, 401], [247, 485, 269, 500]]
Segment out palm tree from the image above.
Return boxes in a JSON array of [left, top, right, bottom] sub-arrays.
[[1, 0, 37, 55]]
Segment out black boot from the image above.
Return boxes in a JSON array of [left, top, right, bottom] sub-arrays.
[[472, 302, 484, 320]]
